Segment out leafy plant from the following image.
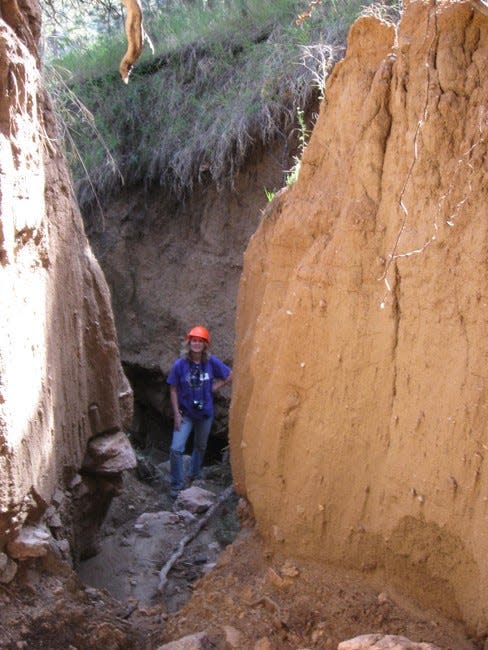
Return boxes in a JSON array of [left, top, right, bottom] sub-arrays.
[[285, 106, 309, 186], [264, 187, 277, 202]]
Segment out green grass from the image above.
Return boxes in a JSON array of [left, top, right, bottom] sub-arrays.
[[44, 0, 401, 213]]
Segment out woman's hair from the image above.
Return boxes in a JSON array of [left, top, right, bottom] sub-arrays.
[[180, 339, 209, 363]]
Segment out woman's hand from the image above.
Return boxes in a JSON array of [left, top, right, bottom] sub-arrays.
[[212, 380, 224, 393], [212, 372, 232, 393], [173, 411, 183, 431]]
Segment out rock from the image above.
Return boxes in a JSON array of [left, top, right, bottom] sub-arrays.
[[7, 524, 52, 559], [134, 511, 180, 537], [267, 567, 285, 588], [134, 511, 179, 532], [0, 552, 18, 583], [45, 506, 63, 529], [253, 638, 273, 650], [156, 631, 212, 649], [53, 539, 71, 562], [51, 489, 66, 507], [281, 559, 299, 577], [82, 431, 137, 475], [177, 510, 198, 524], [272, 525, 284, 543], [222, 625, 243, 648], [236, 498, 255, 525], [338, 634, 441, 649], [69, 474, 83, 490], [202, 562, 216, 574], [174, 486, 216, 514]]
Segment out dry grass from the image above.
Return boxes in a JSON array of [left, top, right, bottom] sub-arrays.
[[45, 0, 401, 214]]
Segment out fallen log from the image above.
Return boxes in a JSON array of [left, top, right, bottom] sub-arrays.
[[158, 485, 235, 592]]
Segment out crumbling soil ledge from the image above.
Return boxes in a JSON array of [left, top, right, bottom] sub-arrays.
[[0, 516, 479, 649], [161, 526, 479, 650]]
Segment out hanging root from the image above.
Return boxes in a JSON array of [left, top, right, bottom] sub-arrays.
[[470, 0, 488, 16], [119, 0, 143, 84]]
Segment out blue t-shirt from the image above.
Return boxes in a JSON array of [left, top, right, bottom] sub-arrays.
[[167, 355, 231, 420]]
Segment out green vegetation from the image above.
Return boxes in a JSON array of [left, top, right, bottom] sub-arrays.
[[44, 0, 401, 212], [285, 106, 309, 186]]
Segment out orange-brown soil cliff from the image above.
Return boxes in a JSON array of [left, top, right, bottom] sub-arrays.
[[230, 0, 488, 636]]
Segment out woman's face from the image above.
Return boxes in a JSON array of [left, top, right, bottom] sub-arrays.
[[189, 336, 206, 354]]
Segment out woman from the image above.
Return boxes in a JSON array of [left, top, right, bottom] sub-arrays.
[[167, 325, 232, 498]]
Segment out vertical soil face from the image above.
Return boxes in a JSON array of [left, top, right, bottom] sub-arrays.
[[85, 141, 294, 447], [0, 0, 131, 557], [85, 142, 291, 374], [230, 0, 488, 634]]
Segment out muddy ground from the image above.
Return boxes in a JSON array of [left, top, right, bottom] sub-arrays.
[[0, 455, 481, 650]]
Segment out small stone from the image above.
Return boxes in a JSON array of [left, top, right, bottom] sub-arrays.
[[7, 525, 52, 559], [272, 526, 284, 543], [174, 486, 215, 514], [135, 511, 179, 527], [202, 562, 216, 574], [267, 567, 285, 588], [52, 489, 65, 506], [338, 634, 441, 650], [0, 552, 17, 583], [155, 631, 211, 649], [46, 511, 63, 528], [69, 474, 82, 489], [178, 510, 198, 523], [281, 560, 299, 577], [377, 592, 389, 605], [312, 628, 326, 642], [223, 625, 243, 648]]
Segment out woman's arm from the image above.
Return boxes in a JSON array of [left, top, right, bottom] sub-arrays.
[[169, 384, 183, 429], [212, 371, 233, 393]]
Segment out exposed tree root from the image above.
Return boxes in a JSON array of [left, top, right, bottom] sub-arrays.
[[119, 0, 143, 83]]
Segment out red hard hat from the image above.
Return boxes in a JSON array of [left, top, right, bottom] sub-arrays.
[[186, 325, 211, 344]]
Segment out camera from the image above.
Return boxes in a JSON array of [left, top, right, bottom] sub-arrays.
[[192, 400, 203, 411]]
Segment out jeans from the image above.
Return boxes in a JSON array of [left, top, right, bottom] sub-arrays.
[[170, 414, 213, 491]]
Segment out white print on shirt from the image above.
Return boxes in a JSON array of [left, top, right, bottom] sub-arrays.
[[187, 369, 210, 387]]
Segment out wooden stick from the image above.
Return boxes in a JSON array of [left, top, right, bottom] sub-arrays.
[[158, 486, 234, 592]]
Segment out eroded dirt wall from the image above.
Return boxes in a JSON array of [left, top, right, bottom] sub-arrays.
[[0, 1, 131, 552], [230, 0, 488, 635], [87, 143, 290, 376], [85, 141, 295, 441]]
